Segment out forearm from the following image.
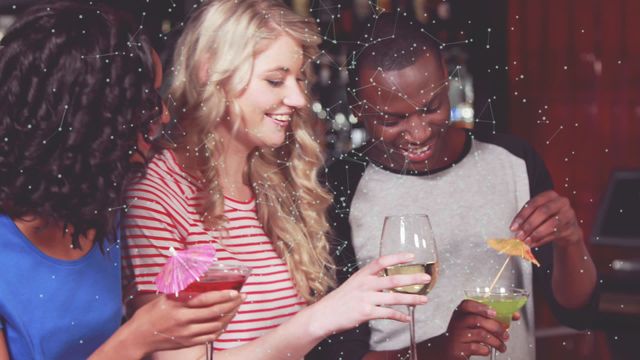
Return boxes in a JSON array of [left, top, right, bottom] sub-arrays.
[[214, 306, 326, 360], [551, 240, 597, 309], [89, 320, 147, 360], [0, 332, 10, 360]]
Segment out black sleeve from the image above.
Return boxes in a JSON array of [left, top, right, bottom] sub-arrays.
[[473, 131, 553, 196], [533, 245, 601, 329], [307, 155, 371, 360], [306, 324, 371, 360], [479, 132, 601, 329], [525, 145, 600, 329]]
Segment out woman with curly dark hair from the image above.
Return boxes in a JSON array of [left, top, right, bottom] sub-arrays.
[[0, 2, 242, 359]]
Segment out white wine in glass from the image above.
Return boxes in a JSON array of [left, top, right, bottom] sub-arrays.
[[380, 214, 438, 360], [384, 262, 439, 295]]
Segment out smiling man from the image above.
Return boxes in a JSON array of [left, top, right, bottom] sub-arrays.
[[311, 13, 599, 360], [349, 28, 462, 175]]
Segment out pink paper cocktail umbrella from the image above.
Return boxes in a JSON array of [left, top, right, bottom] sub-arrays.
[[154, 244, 216, 296]]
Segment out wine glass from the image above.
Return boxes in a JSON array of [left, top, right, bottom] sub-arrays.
[[464, 287, 529, 360], [380, 214, 439, 360], [180, 263, 251, 360]]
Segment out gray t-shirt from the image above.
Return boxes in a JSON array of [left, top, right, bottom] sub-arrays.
[[349, 139, 534, 359]]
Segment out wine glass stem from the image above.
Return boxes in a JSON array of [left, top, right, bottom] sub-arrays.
[[407, 305, 418, 360], [491, 347, 497, 360], [206, 341, 213, 360]]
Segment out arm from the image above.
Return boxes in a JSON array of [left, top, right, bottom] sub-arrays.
[[505, 140, 598, 319], [124, 252, 428, 360], [208, 254, 429, 360], [551, 239, 597, 309], [91, 290, 244, 360], [0, 331, 9, 360], [511, 190, 597, 309]]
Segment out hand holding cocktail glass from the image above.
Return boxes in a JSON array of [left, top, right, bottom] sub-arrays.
[[463, 238, 538, 359], [463, 287, 529, 360], [154, 245, 250, 360], [438, 298, 514, 357]]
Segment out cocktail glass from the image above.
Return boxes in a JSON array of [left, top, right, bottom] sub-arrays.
[[179, 263, 251, 360], [464, 287, 529, 360]]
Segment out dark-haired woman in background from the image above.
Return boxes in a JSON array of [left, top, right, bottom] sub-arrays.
[[0, 2, 242, 359]]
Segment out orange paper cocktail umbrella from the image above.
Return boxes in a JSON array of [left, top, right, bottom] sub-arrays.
[[487, 238, 540, 267], [485, 238, 540, 291]]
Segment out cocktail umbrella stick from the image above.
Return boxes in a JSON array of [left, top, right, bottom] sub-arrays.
[[489, 256, 510, 292]]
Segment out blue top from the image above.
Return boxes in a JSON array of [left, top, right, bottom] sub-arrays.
[[0, 215, 122, 360]]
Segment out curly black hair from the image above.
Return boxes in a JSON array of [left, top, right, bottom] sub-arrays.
[[0, 1, 162, 248]]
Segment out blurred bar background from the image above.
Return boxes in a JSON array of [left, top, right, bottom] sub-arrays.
[[1, 1, 638, 359]]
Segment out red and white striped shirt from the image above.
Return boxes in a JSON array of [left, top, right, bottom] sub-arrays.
[[122, 149, 306, 351]]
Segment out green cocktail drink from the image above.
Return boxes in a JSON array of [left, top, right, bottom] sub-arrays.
[[464, 287, 529, 359], [466, 292, 528, 326]]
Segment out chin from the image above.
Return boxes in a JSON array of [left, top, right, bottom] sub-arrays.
[[407, 162, 431, 172], [263, 137, 286, 149]]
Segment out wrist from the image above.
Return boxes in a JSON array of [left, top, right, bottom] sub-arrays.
[[557, 226, 584, 248], [554, 236, 584, 251], [417, 334, 445, 357], [113, 318, 150, 359], [300, 303, 333, 342]]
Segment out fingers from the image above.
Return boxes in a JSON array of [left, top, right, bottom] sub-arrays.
[[467, 342, 492, 356], [515, 196, 566, 240], [362, 253, 416, 275], [373, 291, 428, 306], [184, 295, 244, 324], [190, 330, 223, 345], [458, 315, 506, 340], [522, 206, 578, 247], [510, 190, 557, 230], [374, 273, 431, 292], [461, 329, 507, 353], [160, 325, 224, 349], [186, 290, 241, 308], [365, 306, 411, 323], [521, 214, 564, 246], [182, 320, 226, 338]]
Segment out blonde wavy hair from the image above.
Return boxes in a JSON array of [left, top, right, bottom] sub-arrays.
[[168, 0, 334, 303]]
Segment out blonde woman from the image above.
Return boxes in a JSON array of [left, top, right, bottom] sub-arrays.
[[122, 0, 429, 358]]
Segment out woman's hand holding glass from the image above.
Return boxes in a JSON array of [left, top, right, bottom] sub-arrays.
[[308, 253, 430, 338], [121, 290, 244, 358]]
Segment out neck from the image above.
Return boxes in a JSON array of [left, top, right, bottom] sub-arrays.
[[429, 127, 467, 169], [13, 216, 95, 260]]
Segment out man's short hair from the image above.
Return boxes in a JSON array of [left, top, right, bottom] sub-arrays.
[[347, 12, 443, 94]]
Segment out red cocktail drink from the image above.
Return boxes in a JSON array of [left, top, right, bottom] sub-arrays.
[[176, 263, 251, 301], [177, 262, 251, 360], [182, 273, 246, 293]]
